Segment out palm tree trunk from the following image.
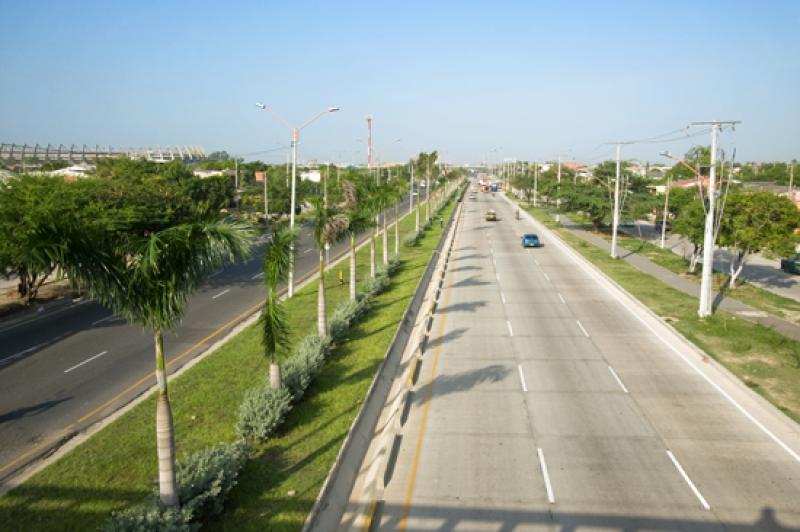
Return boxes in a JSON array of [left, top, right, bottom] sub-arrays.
[[415, 203, 420, 233], [349, 231, 356, 301], [154, 329, 178, 507], [318, 250, 326, 337], [370, 226, 376, 278], [394, 202, 400, 255], [382, 211, 388, 265]]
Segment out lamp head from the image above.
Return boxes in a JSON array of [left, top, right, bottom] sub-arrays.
[[660, 151, 673, 159], [255, 102, 266, 110], [328, 106, 340, 113]]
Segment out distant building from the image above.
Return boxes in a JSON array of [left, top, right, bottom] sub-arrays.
[[193, 169, 226, 178], [301, 170, 321, 183]]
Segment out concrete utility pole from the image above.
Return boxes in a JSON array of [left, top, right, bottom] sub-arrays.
[[691, 120, 740, 318], [611, 144, 622, 258], [660, 175, 671, 249], [555, 156, 562, 222]]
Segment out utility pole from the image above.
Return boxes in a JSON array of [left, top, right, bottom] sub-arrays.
[[691, 120, 740, 318], [789, 160, 795, 196], [611, 144, 622, 258], [555, 156, 562, 222], [533, 161, 539, 207], [660, 175, 671, 249]]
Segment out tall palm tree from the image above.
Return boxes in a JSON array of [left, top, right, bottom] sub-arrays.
[[45, 216, 253, 507], [390, 176, 407, 256], [341, 180, 371, 301], [309, 197, 348, 336], [261, 226, 296, 389]]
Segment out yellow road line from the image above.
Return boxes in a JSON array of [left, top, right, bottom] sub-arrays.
[[398, 207, 462, 530]]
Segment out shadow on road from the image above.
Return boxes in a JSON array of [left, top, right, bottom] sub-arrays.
[[0, 398, 71, 424], [370, 502, 793, 531]]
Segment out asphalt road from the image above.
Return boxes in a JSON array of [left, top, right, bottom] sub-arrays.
[[343, 190, 800, 531], [0, 196, 414, 484]]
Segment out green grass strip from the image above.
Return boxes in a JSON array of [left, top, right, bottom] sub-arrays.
[[522, 204, 800, 425], [0, 196, 458, 532]]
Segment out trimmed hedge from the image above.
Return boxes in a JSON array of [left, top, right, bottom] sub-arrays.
[[236, 386, 293, 441]]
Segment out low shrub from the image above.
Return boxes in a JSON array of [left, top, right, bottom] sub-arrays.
[[329, 295, 373, 342], [363, 271, 390, 296], [236, 385, 292, 441], [403, 232, 422, 247], [281, 333, 329, 402], [175, 441, 249, 522], [101, 441, 249, 532]]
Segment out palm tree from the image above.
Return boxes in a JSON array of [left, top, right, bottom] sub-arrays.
[[390, 176, 407, 256], [309, 197, 348, 336], [341, 180, 371, 300], [47, 216, 253, 507], [261, 226, 296, 389]]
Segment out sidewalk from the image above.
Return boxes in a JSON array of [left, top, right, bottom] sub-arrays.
[[555, 215, 800, 342], [624, 222, 800, 302]]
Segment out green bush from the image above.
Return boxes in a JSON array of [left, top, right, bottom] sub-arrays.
[[100, 442, 248, 531], [236, 386, 292, 441], [175, 441, 249, 522], [280, 333, 330, 402], [404, 231, 422, 247], [362, 271, 390, 296]]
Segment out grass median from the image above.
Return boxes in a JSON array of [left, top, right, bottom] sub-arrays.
[[0, 196, 458, 532], [521, 203, 800, 425]]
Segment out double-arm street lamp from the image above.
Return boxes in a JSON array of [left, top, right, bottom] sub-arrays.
[[255, 102, 340, 297]]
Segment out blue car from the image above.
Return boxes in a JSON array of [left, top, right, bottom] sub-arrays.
[[522, 233, 541, 248]]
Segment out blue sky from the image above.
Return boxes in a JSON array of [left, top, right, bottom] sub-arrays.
[[1, 0, 798, 165]]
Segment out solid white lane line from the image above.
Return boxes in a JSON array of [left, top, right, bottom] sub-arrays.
[[608, 365, 629, 393], [251, 272, 264, 280], [500, 291, 506, 304], [667, 450, 710, 510], [506, 320, 514, 337], [576, 319, 589, 337], [64, 351, 108, 373], [91, 314, 118, 326], [537, 448, 555, 504], [212, 289, 231, 300], [534, 258, 540, 266], [303, 248, 313, 254], [543, 272, 550, 282], [1, 342, 49, 367], [496, 273, 501, 282], [517, 364, 528, 392], [557, 293, 566, 304]]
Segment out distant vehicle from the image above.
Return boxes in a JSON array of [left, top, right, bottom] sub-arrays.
[[468, 193, 477, 200], [485, 209, 497, 221], [522, 233, 541, 248], [780, 253, 800, 274], [655, 220, 672, 232], [490, 183, 499, 192]]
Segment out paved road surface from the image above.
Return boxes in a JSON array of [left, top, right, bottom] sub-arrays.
[[0, 198, 412, 484], [344, 190, 800, 531]]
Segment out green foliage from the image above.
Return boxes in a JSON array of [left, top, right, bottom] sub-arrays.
[[280, 334, 330, 402], [236, 386, 293, 441], [329, 296, 373, 343], [101, 441, 249, 532], [719, 191, 800, 259], [737, 161, 796, 184]]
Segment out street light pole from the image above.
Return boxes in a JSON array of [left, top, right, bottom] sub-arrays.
[[533, 161, 539, 207], [256, 102, 339, 298]]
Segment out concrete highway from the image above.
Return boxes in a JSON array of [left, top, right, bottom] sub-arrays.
[[0, 196, 413, 485], [343, 189, 800, 531]]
